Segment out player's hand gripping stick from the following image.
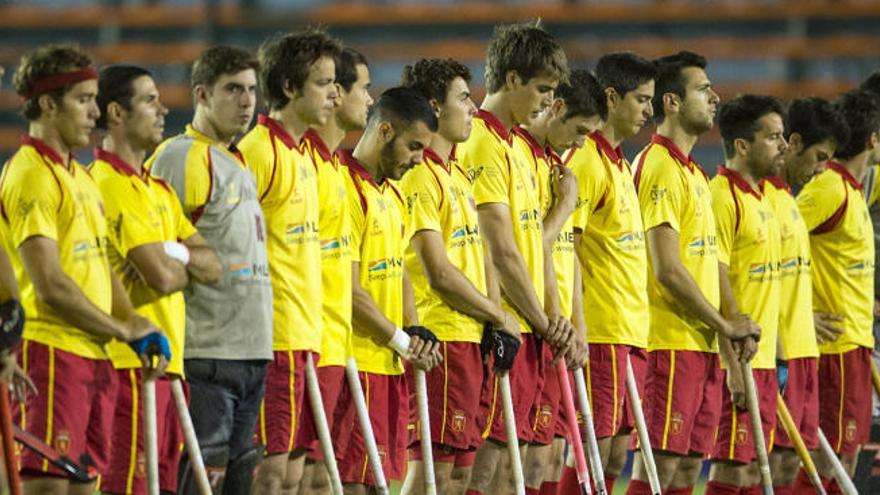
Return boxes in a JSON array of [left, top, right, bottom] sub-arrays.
[[484, 322, 525, 495]]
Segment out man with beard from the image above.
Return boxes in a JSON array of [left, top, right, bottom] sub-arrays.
[[796, 90, 879, 493], [627, 52, 759, 495], [334, 86, 442, 494], [705, 95, 786, 495], [237, 28, 341, 494], [90, 65, 222, 495], [763, 98, 848, 494], [298, 47, 373, 494], [147, 46, 273, 494], [457, 23, 576, 495]]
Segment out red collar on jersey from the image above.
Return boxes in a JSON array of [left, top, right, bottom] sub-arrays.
[[21, 135, 72, 168], [301, 128, 332, 162], [94, 147, 140, 177], [650, 134, 694, 169], [336, 149, 380, 188], [257, 114, 298, 150], [718, 165, 762, 199], [589, 131, 623, 164], [26, 67, 98, 100], [476, 109, 511, 141], [826, 161, 864, 191], [422, 147, 448, 169], [511, 125, 546, 159], [761, 175, 791, 194]]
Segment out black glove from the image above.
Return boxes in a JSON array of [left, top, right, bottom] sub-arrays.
[[0, 299, 24, 351], [403, 325, 439, 345], [482, 322, 520, 372]]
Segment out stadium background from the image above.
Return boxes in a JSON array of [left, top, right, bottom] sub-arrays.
[[1, 0, 880, 493]]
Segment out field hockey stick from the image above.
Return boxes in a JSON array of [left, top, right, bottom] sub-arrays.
[[170, 378, 212, 495], [572, 368, 606, 495], [345, 357, 389, 495], [775, 394, 825, 495], [498, 372, 526, 495], [626, 355, 661, 495], [12, 425, 95, 482], [557, 358, 592, 494], [142, 375, 160, 495], [0, 381, 21, 495], [817, 428, 858, 495], [741, 363, 773, 495], [305, 354, 343, 495], [413, 369, 437, 495]]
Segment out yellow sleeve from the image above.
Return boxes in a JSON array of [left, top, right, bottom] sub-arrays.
[[401, 164, 442, 234], [169, 187, 198, 241], [1, 163, 61, 247], [710, 177, 736, 266], [569, 146, 607, 232], [466, 141, 511, 207], [637, 155, 684, 232], [100, 177, 166, 257], [796, 172, 846, 232], [346, 173, 365, 263], [183, 159, 211, 214], [865, 164, 880, 206], [238, 129, 277, 205]]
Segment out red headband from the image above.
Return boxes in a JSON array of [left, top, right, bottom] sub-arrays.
[[26, 67, 98, 100]]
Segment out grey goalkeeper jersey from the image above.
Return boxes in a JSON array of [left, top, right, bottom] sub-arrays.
[[147, 125, 273, 361]]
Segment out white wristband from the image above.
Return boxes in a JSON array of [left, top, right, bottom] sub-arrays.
[[163, 241, 191, 266], [388, 328, 411, 356]]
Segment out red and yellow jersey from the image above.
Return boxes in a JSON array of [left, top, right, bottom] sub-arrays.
[[0, 136, 111, 359], [301, 130, 352, 368], [710, 167, 781, 369], [633, 135, 719, 352], [458, 109, 544, 334], [340, 151, 409, 375], [567, 131, 649, 348], [797, 162, 875, 353], [401, 147, 486, 343], [512, 126, 575, 319], [239, 115, 322, 352], [760, 176, 818, 360], [90, 148, 197, 375]]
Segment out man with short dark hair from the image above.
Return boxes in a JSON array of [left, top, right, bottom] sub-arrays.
[[147, 45, 273, 495], [91, 64, 223, 495], [5, 44, 169, 495], [795, 89, 879, 493], [333, 86, 442, 494]]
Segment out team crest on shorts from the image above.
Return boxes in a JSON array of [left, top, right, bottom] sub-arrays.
[[669, 412, 683, 436], [136, 452, 146, 479], [53, 430, 70, 455], [735, 423, 750, 446], [845, 419, 858, 441], [539, 405, 553, 428], [451, 410, 467, 432]]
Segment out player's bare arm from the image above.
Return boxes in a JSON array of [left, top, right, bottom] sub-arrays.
[[568, 253, 588, 368], [19, 235, 159, 343], [478, 202, 550, 334], [403, 268, 442, 370], [0, 249, 19, 302], [181, 232, 222, 283], [542, 165, 578, 249], [411, 229, 520, 340], [126, 242, 190, 295], [718, 261, 756, 409], [647, 224, 760, 342]]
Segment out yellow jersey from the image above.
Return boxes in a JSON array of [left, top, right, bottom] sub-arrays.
[[0, 136, 112, 359], [710, 167, 781, 369], [301, 130, 353, 368], [633, 134, 719, 352], [90, 148, 197, 375], [401, 147, 486, 343], [340, 150, 409, 375], [512, 126, 575, 319], [239, 115, 322, 353], [567, 131, 649, 348], [760, 176, 818, 360], [458, 109, 544, 334], [797, 162, 875, 354]]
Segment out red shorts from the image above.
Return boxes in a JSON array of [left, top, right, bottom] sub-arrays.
[[102, 370, 184, 494], [301, 365, 347, 460], [256, 350, 313, 456], [334, 372, 409, 485], [712, 368, 777, 464], [529, 342, 563, 445], [584, 344, 636, 438], [14, 340, 117, 478], [818, 347, 873, 456], [641, 350, 723, 456], [477, 334, 547, 444], [775, 357, 819, 450], [407, 342, 486, 452]]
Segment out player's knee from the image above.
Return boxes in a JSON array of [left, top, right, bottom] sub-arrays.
[[23, 478, 69, 495]]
